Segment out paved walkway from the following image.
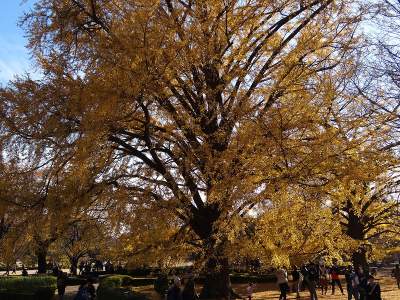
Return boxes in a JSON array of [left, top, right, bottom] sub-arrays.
[[2, 268, 70, 276], [53, 285, 80, 300]]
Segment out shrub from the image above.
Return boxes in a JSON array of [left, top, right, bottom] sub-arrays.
[[0, 276, 56, 300], [154, 273, 169, 295], [97, 275, 147, 300]]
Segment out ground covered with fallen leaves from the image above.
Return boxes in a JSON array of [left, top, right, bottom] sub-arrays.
[[56, 271, 400, 300], [135, 272, 399, 300]]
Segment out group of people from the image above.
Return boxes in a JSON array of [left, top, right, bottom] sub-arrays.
[[275, 262, 389, 300], [78, 260, 109, 275], [3, 264, 28, 276], [166, 275, 199, 300]]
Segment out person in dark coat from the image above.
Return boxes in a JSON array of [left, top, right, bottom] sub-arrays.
[[87, 278, 96, 299], [182, 278, 198, 300], [74, 282, 90, 300], [357, 267, 368, 300], [392, 264, 400, 289], [167, 279, 182, 300], [365, 275, 382, 300], [57, 271, 67, 300], [291, 266, 301, 298]]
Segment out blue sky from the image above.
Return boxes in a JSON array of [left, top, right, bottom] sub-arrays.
[[0, 1, 36, 83]]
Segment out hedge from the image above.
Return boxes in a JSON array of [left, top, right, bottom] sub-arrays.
[[97, 275, 148, 300], [0, 276, 56, 300]]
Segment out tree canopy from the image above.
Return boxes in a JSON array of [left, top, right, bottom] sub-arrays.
[[0, 0, 399, 296]]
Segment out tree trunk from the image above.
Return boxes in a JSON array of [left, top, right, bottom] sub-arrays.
[[352, 248, 368, 272], [346, 210, 369, 271], [200, 257, 231, 299], [190, 204, 232, 299], [70, 257, 79, 275], [36, 247, 48, 274]]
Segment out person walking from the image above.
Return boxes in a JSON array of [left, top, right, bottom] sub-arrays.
[[182, 278, 198, 300], [319, 264, 329, 295], [392, 264, 400, 289], [307, 263, 319, 300], [246, 282, 255, 300], [74, 282, 91, 300], [291, 265, 301, 299], [167, 278, 182, 300], [365, 275, 382, 300], [86, 278, 96, 299], [345, 266, 359, 300], [330, 263, 344, 295], [276, 266, 289, 300], [357, 267, 368, 300], [57, 271, 67, 300], [300, 265, 309, 299], [21, 266, 28, 276], [78, 261, 83, 275]]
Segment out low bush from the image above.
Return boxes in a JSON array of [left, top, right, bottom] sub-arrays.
[[97, 275, 147, 300], [0, 275, 56, 300]]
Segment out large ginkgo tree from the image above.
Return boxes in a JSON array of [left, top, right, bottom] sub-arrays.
[[0, 0, 391, 297]]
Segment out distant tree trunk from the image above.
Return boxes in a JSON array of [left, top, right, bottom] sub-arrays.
[[352, 248, 368, 271], [34, 235, 57, 274], [36, 246, 48, 274], [70, 257, 79, 275]]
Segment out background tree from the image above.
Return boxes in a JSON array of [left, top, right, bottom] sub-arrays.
[[225, 186, 356, 268], [331, 175, 400, 270], [340, 0, 400, 268], [57, 220, 106, 275], [0, 224, 31, 274]]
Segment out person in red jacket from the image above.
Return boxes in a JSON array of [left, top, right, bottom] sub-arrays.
[[330, 263, 344, 295]]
